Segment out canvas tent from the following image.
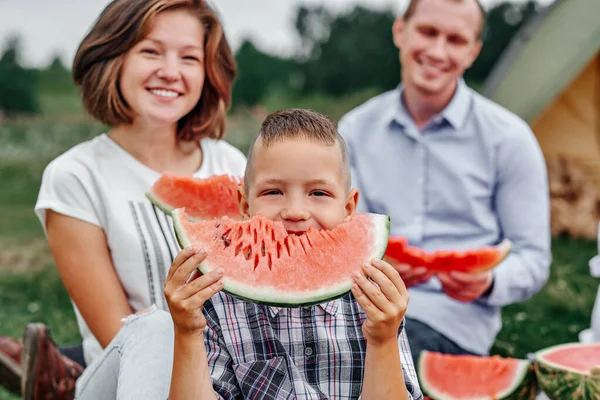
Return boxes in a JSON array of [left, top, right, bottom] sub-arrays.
[[483, 0, 600, 238]]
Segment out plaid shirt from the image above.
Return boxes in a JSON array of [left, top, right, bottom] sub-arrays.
[[203, 291, 423, 400]]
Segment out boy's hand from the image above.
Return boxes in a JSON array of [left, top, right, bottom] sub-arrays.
[[352, 259, 409, 346], [164, 246, 224, 337]]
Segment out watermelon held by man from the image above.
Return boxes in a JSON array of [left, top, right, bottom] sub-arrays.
[[384, 236, 512, 274]]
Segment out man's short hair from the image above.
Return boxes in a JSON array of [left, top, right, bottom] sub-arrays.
[[244, 108, 350, 192], [403, 0, 487, 39]]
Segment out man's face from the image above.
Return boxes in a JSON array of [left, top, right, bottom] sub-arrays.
[[393, 0, 483, 99]]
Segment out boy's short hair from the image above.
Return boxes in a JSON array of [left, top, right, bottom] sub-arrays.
[[244, 108, 351, 192]]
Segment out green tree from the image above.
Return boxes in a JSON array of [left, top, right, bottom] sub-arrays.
[[295, 5, 400, 96], [232, 39, 298, 108], [37, 53, 76, 94], [466, 1, 538, 82], [0, 34, 39, 115]]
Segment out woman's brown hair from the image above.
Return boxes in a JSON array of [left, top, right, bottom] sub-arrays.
[[72, 0, 236, 141]]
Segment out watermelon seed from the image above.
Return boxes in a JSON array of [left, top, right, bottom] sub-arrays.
[[235, 242, 243, 257], [261, 241, 266, 257], [244, 245, 253, 260], [276, 242, 282, 259], [221, 228, 232, 247], [254, 253, 260, 270], [271, 228, 275, 241], [253, 229, 258, 244], [267, 253, 273, 270], [305, 233, 313, 248], [283, 237, 291, 257], [215, 222, 221, 228], [299, 237, 307, 255], [236, 227, 243, 239]]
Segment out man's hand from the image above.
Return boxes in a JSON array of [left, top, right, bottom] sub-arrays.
[[387, 258, 434, 288], [437, 271, 493, 302]]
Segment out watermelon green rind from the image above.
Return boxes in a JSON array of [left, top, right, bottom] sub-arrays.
[[534, 343, 600, 400], [171, 209, 391, 307], [418, 351, 535, 400], [146, 191, 176, 216]]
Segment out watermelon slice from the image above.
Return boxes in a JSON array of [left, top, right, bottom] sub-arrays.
[[384, 237, 512, 273], [418, 351, 538, 400], [146, 174, 242, 221], [534, 343, 600, 399], [171, 208, 390, 307]]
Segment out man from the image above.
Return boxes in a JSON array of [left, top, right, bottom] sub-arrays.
[[339, 0, 551, 365]]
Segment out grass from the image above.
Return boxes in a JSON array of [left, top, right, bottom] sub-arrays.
[[0, 89, 599, 399]]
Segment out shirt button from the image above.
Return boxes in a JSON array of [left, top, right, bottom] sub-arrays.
[[305, 347, 314, 356]]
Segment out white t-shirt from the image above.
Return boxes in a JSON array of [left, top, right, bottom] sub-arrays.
[[34, 133, 247, 365]]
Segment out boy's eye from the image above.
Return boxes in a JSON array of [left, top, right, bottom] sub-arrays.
[[310, 190, 329, 197], [141, 48, 159, 55], [263, 189, 282, 196]]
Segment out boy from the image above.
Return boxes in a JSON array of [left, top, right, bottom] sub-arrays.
[[165, 108, 422, 399]]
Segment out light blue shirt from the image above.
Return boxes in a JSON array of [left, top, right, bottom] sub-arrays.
[[338, 80, 551, 355]]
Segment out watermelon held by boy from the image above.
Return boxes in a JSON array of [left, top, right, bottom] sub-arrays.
[[171, 208, 390, 307], [533, 342, 600, 399], [384, 236, 512, 273], [146, 174, 242, 221], [418, 351, 538, 400]]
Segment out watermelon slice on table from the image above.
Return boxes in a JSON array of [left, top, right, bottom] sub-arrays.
[[171, 208, 390, 307], [418, 351, 538, 400], [146, 174, 242, 221], [384, 236, 512, 273], [534, 342, 600, 400]]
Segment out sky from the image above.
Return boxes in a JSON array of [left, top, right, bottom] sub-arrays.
[[0, 0, 556, 68]]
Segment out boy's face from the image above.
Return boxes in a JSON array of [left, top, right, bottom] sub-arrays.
[[239, 137, 359, 234]]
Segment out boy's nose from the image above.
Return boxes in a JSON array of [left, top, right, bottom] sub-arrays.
[[280, 206, 310, 222]]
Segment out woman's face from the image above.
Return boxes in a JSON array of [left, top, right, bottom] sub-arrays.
[[119, 9, 206, 127]]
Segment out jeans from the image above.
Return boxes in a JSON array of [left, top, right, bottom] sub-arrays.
[[404, 317, 480, 366], [59, 344, 86, 368], [74, 306, 174, 399]]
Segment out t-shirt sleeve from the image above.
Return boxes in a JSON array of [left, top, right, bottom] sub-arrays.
[[210, 139, 247, 177], [224, 142, 247, 177], [34, 156, 104, 234]]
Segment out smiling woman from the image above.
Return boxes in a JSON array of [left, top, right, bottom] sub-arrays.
[[0, 1, 248, 399]]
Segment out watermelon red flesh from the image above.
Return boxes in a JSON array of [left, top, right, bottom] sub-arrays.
[[146, 174, 242, 221], [418, 351, 534, 400], [385, 237, 512, 273], [539, 344, 600, 373], [171, 209, 390, 307], [534, 343, 600, 400]]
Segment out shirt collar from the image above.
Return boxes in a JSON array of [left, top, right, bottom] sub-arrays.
[[391, 78, 472, 132], [267, 298, 341, 318]]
